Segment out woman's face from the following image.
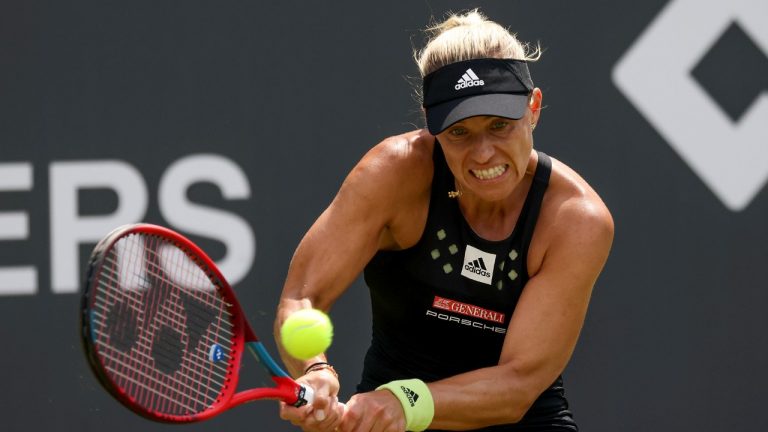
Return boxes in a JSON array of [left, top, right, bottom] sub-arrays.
[[435, 89, 541, 202]]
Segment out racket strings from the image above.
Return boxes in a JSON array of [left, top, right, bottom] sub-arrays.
[[95, 269, 236, 339], [90, 308, 232, 377], [94, 339, 229, 405], [97, 235, 229, 415], [90, 233, 240, 417], [91, 324, 231, 392], [96, 261, 238, 371], [98, 344, 207, 413]]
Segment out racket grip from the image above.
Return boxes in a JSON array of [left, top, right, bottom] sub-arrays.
[[298, 384, 315, 406], [298, 384, 349, 413], [298, 384, 347, 411]]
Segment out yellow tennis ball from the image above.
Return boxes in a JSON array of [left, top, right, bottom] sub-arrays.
[[280, 308, 333, 360]]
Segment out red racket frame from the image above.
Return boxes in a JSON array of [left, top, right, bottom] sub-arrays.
[[80, 223, 310, 423]]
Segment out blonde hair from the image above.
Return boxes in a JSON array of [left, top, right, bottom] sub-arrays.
[[415, 9, 541, 77]]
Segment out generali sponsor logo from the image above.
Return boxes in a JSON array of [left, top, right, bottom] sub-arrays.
[[432, 296, 505, 324]]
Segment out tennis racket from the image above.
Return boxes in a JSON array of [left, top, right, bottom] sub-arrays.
[[80, 223, 313, 423]]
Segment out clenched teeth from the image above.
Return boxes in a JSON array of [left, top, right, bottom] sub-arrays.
[[471, 164, 507, 180]]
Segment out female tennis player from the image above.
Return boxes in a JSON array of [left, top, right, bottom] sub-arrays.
[[275, 9, 614, 431]]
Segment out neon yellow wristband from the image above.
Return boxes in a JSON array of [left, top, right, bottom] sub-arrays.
[[377, 379, 434, 431]]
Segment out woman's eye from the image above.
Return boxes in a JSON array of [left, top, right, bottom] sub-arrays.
[[491, 121, 509, 130], [449, 127, 467, 136]]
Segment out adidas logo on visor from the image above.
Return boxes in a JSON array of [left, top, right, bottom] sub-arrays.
[[455, 68, 485, 90]]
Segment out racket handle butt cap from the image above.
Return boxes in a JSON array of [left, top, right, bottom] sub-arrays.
[[299, 385, 315, 407]]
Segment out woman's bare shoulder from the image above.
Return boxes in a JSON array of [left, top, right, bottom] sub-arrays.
[[346, 130, 435, 249], [369, 129, 435, 169], [527, 155, 614, 274], [349, 129, 435, 190], [546, 156, 612, 225]]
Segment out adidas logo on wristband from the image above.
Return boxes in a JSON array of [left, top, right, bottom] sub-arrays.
[[400, 386, 419, 407]]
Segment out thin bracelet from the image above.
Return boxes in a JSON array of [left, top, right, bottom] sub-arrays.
[[304, 362, 338, 379]]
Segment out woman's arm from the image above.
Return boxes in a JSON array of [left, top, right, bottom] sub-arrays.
[[274, 132, 433, 375], [427, 195, 614, 429], [274, 132, 433, 430]]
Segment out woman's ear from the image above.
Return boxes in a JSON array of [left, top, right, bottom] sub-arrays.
[[529, 88, 543, 126]]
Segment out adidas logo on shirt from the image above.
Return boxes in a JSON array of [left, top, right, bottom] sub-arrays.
[[461, 245, 496, 285], [466, 257, 489, 276], [455, 68, 485, 90]]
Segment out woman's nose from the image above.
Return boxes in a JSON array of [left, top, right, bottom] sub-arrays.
[[470, 136, 494, 163]]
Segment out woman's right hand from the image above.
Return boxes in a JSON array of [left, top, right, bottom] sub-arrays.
[[279, 368, 345, 432]]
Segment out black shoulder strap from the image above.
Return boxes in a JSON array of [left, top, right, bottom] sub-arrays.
[[519, 151, 552, 267]]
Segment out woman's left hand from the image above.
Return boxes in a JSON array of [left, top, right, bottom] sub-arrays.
[[335, 390, 406, 432]]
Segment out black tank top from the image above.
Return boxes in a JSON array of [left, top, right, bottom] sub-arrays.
[[360, 143, 577, 431]]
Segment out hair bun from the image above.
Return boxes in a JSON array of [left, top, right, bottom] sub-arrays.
[[427, 9, 487, 35]]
